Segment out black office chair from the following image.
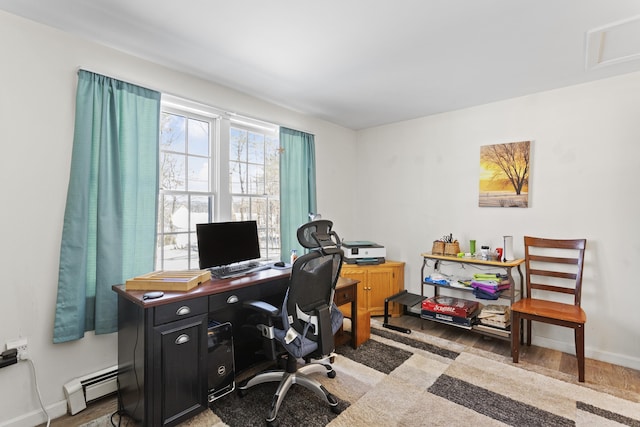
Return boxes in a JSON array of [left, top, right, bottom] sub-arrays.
[[238, 219, 345, 426]]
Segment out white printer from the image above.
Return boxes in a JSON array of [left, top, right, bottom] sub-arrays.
[[342, 241, 386, 264]]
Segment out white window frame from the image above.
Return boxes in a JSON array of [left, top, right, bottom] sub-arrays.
[[157, 95, 281, 269]]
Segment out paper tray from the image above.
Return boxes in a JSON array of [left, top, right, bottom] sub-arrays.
[[125, 270, 211, 291]]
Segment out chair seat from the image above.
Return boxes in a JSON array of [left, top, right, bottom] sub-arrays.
[[512, 298, 586, 324]]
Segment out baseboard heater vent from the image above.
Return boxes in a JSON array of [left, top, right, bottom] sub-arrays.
[[63, 365, 118, 415]]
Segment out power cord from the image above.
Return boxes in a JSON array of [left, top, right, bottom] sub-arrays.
[[28, 359, 51, 427]]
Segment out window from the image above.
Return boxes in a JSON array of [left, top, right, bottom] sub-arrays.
[[156, 97, 281, 270], [156, 106, 216, 270], [229, 120, 280, 261]]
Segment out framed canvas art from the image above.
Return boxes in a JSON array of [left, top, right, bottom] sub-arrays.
[[479, 141, 530, 208]]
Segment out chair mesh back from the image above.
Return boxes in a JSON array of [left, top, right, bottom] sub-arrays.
[[284, 220, 344, 342]]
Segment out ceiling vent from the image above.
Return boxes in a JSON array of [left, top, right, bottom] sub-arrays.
[[586, 15, 640, 70]]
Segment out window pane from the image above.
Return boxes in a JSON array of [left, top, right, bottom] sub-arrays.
[[161, 113, 186, 153], [230, 128, 247, 162], [190, 196, 211, 227], [160, 153, 186, 190], [229, 161, 246, 193], [231, 196, 250, 221], [162, 195, 189, 233], [248, 131, 264, 163], [160, 232, 191, 270], [251, 198, 266, 223], [188, 118, 209, 156], [265, 136, 279, 196], [247, 164, 264, 194], [188, 155, 209, 192]]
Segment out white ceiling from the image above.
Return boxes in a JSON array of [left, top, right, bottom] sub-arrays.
[[2, 0, 640, 130]]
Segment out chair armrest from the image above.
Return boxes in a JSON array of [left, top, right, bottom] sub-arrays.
[[316, 304, 334, 355], [243, 299, 280, 317]]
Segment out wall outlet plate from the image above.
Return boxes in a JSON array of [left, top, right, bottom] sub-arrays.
[[6, 338, 28, 360]]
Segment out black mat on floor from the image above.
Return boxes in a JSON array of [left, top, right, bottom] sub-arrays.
[[210, 371, 348, 427]]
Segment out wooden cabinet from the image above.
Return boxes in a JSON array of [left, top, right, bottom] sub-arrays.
[[340, 261, 405, 317]]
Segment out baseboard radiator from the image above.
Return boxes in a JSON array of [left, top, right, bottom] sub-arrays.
[[63, 365, 118, 415]]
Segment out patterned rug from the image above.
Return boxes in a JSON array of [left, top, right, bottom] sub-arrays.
[[85, 319, 640, 426], [208, 320, 640, 427]]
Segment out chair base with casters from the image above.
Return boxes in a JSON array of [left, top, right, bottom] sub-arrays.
[[511, 236, 587, 382], [237, 352, 340, 426]]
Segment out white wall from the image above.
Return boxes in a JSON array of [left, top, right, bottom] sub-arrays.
[[0, 11, 357, 426], [355, 71, 640, 371]]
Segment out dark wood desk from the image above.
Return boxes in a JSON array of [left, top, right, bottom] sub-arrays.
[[334, 278, 359, 349], [113, 268, 360, 427]]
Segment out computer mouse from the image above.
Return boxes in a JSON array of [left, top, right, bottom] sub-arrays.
[[274, 261, 285, 267]]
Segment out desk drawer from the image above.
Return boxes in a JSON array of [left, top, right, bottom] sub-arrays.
[[209, 287, 256, 312], [154, 298, 208, 325], [334, 285, 355, 306]]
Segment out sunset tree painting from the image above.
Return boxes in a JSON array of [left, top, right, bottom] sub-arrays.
[[479, 141, 530, 207]]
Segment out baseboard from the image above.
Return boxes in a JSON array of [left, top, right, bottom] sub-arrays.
[[0, 399, 66, 427], [534, 336, 640, 371]]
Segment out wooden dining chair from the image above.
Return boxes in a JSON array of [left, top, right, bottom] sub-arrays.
[[511, 236, 587, 382]]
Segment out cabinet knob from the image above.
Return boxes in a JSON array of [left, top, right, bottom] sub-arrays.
[[176, 306, 191, 316], [175, 334, 190, 345]]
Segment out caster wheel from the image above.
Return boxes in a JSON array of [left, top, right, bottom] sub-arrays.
[[238, 388, 247, 398], [327, 370, 336, 379]]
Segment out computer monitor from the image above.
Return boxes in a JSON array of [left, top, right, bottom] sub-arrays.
[[196, 220, 261, 269]]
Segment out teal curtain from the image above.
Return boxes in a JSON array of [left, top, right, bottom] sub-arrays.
[[53, 70, 161, 343], [279, 127, 317, 260]]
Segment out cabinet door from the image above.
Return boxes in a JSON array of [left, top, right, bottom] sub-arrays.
[[367, 268, 395, 314], [153, 315, 208, 427], [339, 268, 367, 315]]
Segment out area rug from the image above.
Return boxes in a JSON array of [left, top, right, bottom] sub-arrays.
[[84, 319, 640, 426], [208, 320, 640, 427]]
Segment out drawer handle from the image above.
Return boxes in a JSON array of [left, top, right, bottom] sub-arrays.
[[227, 295, 239, 304], [175, 334, 190, 345], [176, 306, 191, 316]]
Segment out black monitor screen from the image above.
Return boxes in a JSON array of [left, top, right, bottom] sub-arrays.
[[196, 220, 261, 269]]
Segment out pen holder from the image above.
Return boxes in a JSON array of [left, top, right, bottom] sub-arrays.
[[432, 241, 445, 255], [444, 242, 460, 256]]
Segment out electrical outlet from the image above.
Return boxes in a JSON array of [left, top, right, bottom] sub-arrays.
[[6, 338, 28, 361]]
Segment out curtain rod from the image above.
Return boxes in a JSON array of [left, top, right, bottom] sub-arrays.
[[78, 66, 315, 136]]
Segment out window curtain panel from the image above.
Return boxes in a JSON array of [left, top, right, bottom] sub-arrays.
[[279, 127, 317, 260], [53, 70, 161, 343]]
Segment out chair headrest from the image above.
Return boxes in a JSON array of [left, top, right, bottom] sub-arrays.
[[296, 219, 341, 254]]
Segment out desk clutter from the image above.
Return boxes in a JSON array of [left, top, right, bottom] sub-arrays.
[[125, 269, 211, 291], [424, 273, 511, 300], [431, 233, 516, 262]]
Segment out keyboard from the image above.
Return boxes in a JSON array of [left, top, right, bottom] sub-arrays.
[[209, 262, 270, 279]]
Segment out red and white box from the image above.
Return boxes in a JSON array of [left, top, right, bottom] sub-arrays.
[[421, 296, 480, 318]]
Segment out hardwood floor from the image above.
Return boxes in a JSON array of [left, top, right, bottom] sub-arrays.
[[45, 314, 640, 426]]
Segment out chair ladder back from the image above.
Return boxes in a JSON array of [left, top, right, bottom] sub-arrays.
[[524, 236, 587, 306]]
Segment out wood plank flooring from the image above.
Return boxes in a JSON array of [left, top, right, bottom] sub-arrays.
[[45, 314, 640, 426]]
